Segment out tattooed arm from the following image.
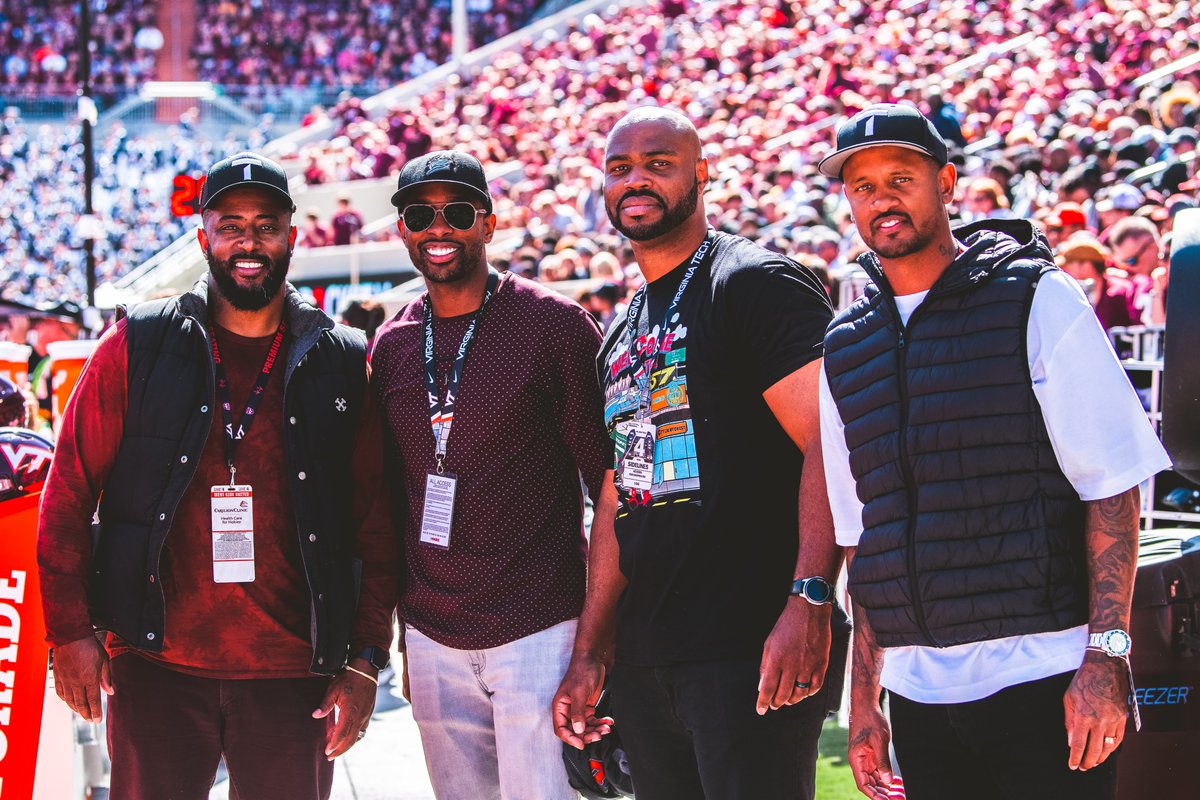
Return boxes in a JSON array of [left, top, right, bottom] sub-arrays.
[[1064, 486, 1140, 771], [845, 548, 894, 800]]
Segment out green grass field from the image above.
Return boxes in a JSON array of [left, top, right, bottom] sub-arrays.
[[816, 721, 863, 800]]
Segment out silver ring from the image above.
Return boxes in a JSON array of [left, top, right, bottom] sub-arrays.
[[794, 681, 811, 689], [1103, 736, 1116, 745], [356, 730, 367, 740]]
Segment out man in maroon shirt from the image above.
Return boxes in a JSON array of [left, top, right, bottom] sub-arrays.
[[37, 152, 397, 800], [371, 150, 610, 799]]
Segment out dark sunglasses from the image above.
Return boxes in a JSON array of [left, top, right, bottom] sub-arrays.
[[401, 202, 486, 232]]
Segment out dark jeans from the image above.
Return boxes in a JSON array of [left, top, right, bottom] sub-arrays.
[[107, 654, 334, 800], [890, 671, 1119, 800], [608, 612, 849, 800]]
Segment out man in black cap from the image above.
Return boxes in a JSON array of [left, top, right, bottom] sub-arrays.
[[38, 151, 398, 799], [818, 104, 1169, 799], [371, 150, 610, 799]]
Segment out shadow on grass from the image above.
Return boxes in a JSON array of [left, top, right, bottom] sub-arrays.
[[819, 719, 851, 768]]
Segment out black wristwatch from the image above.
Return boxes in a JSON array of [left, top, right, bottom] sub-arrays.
[[789, 576, 834, 605], [353, 646, 390, 671]]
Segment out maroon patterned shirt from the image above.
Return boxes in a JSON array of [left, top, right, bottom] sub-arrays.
[[372, 272, 609, 650]]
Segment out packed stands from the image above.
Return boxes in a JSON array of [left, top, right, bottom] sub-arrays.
[[0, 110, 238, 305], [191, 0, 541, 91], [0, 0, 160, 98], [5, 0, 1199, 315]]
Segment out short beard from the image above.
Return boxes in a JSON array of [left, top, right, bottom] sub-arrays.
[[208, 251, 290, 310], [409, 237, 487, 284], [607, 177, 700, 242], [864, 213, 940, 260]]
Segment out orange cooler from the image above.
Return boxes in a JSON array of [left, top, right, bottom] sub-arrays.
[[46, 339, 99, 435], [0, 341, 31, 387]]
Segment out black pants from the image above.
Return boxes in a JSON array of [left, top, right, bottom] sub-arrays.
[[107, 654, 335, 800], [890, 671, 1119, 800], [608, 612, 849, 800]]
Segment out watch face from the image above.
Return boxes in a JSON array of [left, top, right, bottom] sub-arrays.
[[806, 578, 833, 604], [1104, 630, 1132, 657]]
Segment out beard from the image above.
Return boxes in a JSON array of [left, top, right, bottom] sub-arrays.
[[207, 250, 290, 310], [607, 177, 700, 242], [863, 212, 940, 260], [408, 237, 488, 284]]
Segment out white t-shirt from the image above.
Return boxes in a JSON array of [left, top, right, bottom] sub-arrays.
[[821, 270, 1172, 703]]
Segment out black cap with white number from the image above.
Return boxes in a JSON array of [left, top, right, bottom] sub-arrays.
[[199, 151, 296, 212], [818, 103, 949, 180]]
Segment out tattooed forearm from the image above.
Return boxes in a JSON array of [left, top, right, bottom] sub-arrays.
[[846, 549, 885, 710], [1083, 486, 1140, 632]]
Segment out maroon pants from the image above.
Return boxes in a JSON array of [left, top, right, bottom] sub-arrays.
[[107, 654, 334, 800]]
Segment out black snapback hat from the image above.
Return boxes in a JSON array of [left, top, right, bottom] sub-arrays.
[[390, 150, 493, 213], [818, 104, 949, 179], [199, 151, 296, 212]]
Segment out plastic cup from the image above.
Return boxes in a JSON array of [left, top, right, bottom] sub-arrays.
[[47, 340, 99, 435], [0, 342, 31, 387]]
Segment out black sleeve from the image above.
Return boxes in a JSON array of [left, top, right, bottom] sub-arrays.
[[721, 256, 834, 393]]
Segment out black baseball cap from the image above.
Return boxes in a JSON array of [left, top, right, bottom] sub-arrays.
[[390, 150, 493, 213], [818, 104, 949, 179], [199, 151, 296, 212]]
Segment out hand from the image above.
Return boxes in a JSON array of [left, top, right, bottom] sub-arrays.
[[1064, 652, 1129, 771], [312, 659, 378, 760], [848, 698, 893, 800], [756, 599, 831, 714], [552, 653, 613, 750], [52, 635, 112, 723]]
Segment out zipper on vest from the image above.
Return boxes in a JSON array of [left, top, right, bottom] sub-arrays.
[[888, 298, 940, 648]]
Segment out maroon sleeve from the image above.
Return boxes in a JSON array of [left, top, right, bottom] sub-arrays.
[[37, 320, 129, 646], [553, 304, 610, 500], [349, 360, 400, 652]]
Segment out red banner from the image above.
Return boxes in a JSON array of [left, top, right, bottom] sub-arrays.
[[0, 492, 50, 799]]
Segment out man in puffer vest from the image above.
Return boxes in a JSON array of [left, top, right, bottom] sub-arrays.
[[37, 152, 398, 800], [818, 104, 1170, 800]]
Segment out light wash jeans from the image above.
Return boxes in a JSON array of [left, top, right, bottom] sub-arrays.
[[405, 619, 579, 800]]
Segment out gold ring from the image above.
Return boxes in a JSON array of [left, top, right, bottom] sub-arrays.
[[1103, 736, 1116, 745]]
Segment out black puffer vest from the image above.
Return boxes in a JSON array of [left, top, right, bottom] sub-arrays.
[[825, 220, 1088, 648], [87, 276, 368, 674]]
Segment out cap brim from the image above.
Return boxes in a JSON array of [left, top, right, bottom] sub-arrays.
[[390, 179, 493, 212], [201, 181, 296, 213], [817, 141, 943, 179]]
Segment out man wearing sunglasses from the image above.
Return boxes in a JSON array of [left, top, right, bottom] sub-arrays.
[[371, 150, 611, 799]]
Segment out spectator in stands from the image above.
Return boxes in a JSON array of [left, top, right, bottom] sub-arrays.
[[298, 208, 334, 248], [1109, 216, 1166, 324], [962, 177, 1013, 223], [331, 193, 365, 246], [1057, 238, 1137, 330]]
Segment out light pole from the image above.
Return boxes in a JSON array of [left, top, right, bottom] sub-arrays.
[[78, 0, 99, 315]]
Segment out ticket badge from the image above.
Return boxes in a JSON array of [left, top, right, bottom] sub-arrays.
[[621, 421, 657, 491], [420, 472, 458, 548], [210, 485, 255, 583]]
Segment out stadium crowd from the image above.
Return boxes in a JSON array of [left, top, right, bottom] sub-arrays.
[[0, 109, 240, 306], [0, 0, 161, 100], [290, 0, 1197, 329], [3, 0, 1199, 324], [191, 0, 540, 90]]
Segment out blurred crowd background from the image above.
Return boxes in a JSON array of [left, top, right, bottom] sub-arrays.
[[1, 0, 1198, 337]]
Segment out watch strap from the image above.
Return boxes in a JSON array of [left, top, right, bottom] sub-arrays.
[[353, 645, 390, 671]]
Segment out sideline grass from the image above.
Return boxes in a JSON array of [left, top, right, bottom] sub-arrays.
[[816, 721, 862, 800]]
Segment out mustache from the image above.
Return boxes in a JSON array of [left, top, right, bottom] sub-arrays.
[[618, 190, 667, 208], [872, 211, 913, 229]]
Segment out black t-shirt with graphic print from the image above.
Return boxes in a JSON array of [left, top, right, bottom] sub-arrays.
[[598, 231, 833, 666]]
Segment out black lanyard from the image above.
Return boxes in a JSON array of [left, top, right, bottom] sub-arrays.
[[625, 231, 715, 414], [210, 322, 286, 485], [422, 270, 500, 472]]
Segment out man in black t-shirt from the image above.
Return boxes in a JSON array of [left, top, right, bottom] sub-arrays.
[[553, 108, 849, 800]]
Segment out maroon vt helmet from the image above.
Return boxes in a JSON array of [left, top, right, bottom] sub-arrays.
[[0, 427, 54, 501]]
